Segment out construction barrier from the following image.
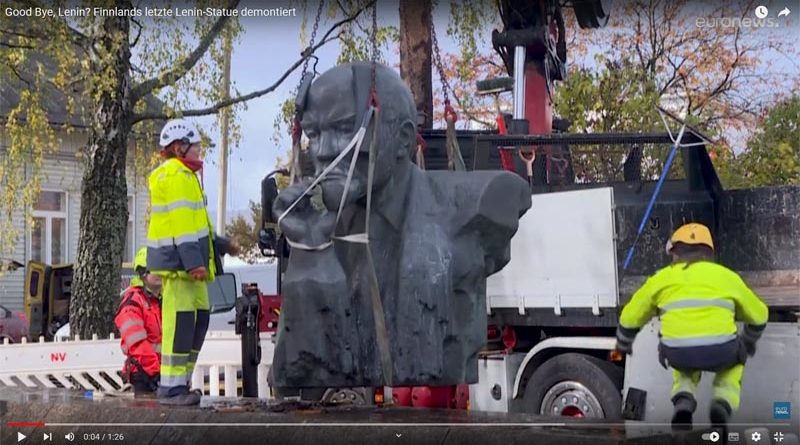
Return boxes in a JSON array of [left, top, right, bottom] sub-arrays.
[[0, 331, 275, 398]]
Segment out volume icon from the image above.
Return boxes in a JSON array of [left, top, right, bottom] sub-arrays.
[[65, 432, 75, 441]]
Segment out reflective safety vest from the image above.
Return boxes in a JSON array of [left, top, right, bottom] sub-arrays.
[[146, 158, 216, 280], [619, 261, 768, 348], [114, 286, 162, 376]]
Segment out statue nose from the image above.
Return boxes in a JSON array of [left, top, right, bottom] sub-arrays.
[[315, 133, 333, 159], [316, 133, 350, 165], [312, 135, 341, 175]]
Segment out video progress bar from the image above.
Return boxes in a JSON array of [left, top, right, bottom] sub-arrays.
[[42, 423, 568, 427], [34, 422, 796, 427]]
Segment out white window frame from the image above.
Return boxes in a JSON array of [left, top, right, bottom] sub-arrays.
[[27, 189, 69, 264], [125, 194, 136, 264]]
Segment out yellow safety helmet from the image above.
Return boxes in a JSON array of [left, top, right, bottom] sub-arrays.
[[665, 223, 714, 254], [134, 247, 148, 272], [131, 247, 148, 288]]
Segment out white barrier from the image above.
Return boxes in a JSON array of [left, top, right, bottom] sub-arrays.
[[0, 331, 274, 398]]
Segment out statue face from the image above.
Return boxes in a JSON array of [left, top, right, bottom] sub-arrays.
[[301, 65, 406, 211]]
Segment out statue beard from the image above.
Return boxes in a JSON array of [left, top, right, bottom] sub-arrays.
[[320, 176, 368, 212]]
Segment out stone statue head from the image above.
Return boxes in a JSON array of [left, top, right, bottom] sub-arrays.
[[300, 62, 417, 211]]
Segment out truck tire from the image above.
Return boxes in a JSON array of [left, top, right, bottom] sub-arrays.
[[274, 387, 371, 405], [521, 352, 622, 419], [321, 387, 370, 405]]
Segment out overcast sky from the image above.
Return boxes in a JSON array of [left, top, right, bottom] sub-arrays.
[[196, 1, 451, 221], [172, 0, 798, 221]]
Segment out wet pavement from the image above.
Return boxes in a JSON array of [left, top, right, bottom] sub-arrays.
[[0, 387, 704, 445]]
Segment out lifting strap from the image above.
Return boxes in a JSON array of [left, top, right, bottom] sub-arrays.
[[415, 132, 427, 170], [431, 9, 465, 173], [276, 109, 373, 250], [445, 101, 466, 171], [288, 119, 303, 185], [495, 114, 516, 172]]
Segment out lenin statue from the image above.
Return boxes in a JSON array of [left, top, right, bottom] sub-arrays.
[[270, 62, 531, 388]]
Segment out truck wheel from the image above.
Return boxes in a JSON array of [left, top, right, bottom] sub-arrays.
[[290, 387, 370, 405], [521, 353, 622, 419], [321, 387, 369, 405]]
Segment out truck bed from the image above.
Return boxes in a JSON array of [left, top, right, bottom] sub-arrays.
[[621, 272, 799, 310], [753, 285, 800, 308]]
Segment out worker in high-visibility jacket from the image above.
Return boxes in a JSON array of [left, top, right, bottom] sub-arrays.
[[115, 248, 162, 397], [615, 223, 768, 430], [147, 118, 238, 406]]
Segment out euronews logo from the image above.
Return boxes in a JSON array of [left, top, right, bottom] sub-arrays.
[[695, 16, 779, 28], [774, 401, 791, 420]]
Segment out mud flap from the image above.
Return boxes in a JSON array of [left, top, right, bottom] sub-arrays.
[[624, 387, 647, 420]]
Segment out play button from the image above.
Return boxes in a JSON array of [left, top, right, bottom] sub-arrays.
[[17, 432, 27, 442]]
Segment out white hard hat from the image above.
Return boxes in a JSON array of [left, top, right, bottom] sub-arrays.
[[159, 118, 202, 148]]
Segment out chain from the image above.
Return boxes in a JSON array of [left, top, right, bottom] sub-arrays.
[[430, 10, 449, 105], [369, 0, 378, 105], [299, 0, 326, 88]]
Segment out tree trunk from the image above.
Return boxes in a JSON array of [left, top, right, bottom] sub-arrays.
[[70, 10, 133, 338], [399, 0, 433, 130]]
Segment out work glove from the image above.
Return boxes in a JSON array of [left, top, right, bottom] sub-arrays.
[[615, 341, 633, 356], [740, 335, 757, 357], [658, 353, 669, 370], [615, 325, 638, 356], [740, 323, 765, 358], [189, 266, 208, 281]]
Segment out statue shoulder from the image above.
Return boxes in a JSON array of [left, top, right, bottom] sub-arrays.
[[424, 170, 531, 232]]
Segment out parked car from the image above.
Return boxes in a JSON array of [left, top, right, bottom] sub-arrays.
[[0, 304, 28, 343]]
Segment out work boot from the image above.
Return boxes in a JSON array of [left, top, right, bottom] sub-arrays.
[[710, 399, 732, 428], [671, 392, 697, 430], [158, 390, 201, 406]]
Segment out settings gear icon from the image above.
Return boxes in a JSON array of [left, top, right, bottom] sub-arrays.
[[751, 431, 762, 442]]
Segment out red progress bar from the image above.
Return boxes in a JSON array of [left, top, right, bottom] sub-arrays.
[[7, 422, 45, 427]]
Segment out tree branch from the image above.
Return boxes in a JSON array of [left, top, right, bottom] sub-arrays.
[[0, 41, 36, 49], [130, 17, 144, 48], [659, 54, 688, 96], [695, 28, 742, 111], [131, 0, 240, 102], [5, 63, 35, 89], [0, 28, 45, 40], [1, 56, 87, 93], [131, 2, 375, 124]]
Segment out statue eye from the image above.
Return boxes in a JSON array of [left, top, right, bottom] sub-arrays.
[[305, 129, 318, 139]]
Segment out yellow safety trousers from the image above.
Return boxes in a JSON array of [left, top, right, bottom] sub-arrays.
[[160, 275, 209, 389], [671, 364, 745, 410]]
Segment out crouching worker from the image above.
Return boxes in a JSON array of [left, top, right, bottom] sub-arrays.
[[615, 223, 768, 430], [115, 248, 162, 398]]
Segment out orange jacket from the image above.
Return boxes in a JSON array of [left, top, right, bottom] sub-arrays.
[[114, 286, 162, 376]]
